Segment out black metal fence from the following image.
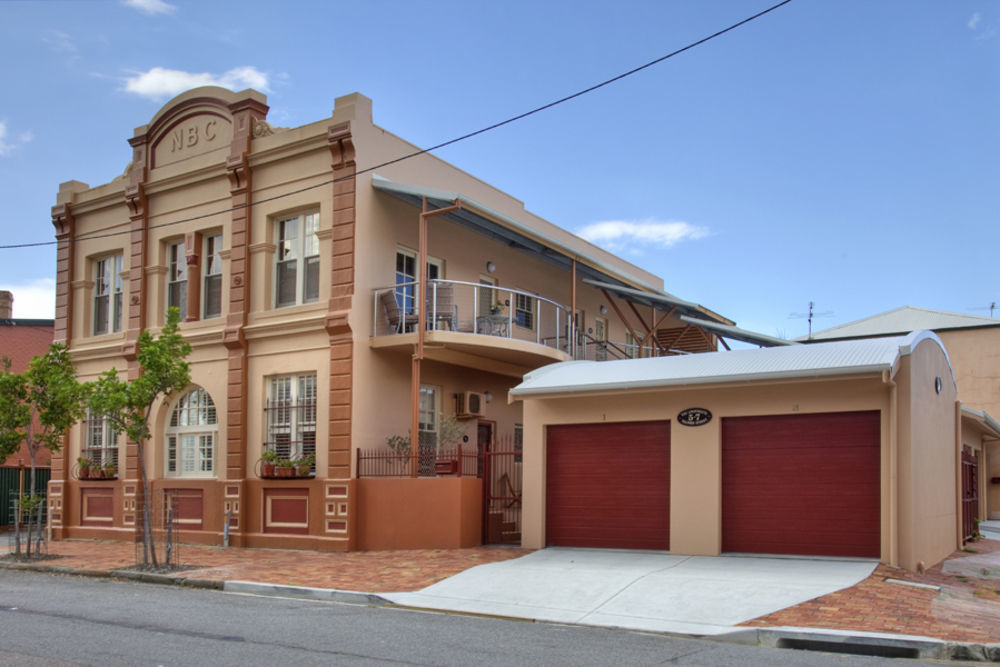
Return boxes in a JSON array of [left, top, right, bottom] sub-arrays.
[[1, 467, 51, 527], [357, 445, 480, 478]]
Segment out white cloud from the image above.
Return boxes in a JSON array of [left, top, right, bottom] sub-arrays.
[[122, 0, 177, 15], [969, 12, 982, 29], [122, 66, 270, 101], [0, 279, 56, 319], [0, 121, 33, 157], [576, 219, 709, 254]]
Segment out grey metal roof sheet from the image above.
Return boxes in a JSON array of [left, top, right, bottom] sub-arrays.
[[961, 406, 1000, 439], [510, 331, 945, 398], [803, 306, 1000, 341], [677, 314, 796, 348]]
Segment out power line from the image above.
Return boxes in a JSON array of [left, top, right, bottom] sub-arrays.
[[3, 0, 793, 251]]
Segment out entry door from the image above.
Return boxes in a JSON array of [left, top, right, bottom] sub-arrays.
[[594, 317, 607, 361]]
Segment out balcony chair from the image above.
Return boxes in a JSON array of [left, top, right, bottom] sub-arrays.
[[427, 283, 458, 331], [380, 290, 418, 334]]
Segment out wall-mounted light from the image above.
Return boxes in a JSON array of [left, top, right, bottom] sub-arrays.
[[934, 376, 942, 394], [483, 390, 493, 404], [486, 261, 496, 274], [599, 305, 607, 315]]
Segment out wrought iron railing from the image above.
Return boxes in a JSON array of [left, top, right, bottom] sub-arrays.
[[356, 445, 480, 478]]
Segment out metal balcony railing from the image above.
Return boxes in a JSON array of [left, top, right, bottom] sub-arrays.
[[373, 279, 575, 355]]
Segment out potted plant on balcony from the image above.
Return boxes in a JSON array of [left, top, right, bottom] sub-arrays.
[[103, 460, 117, 479], [294, 453, 315, 477], [275, 458, 295, 478], [491, 300, 506, 315], [77, 456, 92, 480], [260, 447, 278, 478]]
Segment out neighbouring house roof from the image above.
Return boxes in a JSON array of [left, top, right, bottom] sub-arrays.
[[802, 306, 1000, 342], [961, 406, 1000, 440], [371, 175, 731, 324], [510, 331, 945, 398]]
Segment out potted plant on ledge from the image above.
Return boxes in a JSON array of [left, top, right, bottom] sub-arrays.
[[77, 456, 91, 480], [275, 458, 295, 478], [103, 460, 117, 480], [294, 453, 315, 477], [260, 448, 278, 478]]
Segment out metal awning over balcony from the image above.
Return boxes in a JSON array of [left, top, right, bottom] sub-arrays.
[[372, 175, 665, 295]]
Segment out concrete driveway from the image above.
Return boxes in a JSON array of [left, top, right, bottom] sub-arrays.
[[384, 548, 877, 636]]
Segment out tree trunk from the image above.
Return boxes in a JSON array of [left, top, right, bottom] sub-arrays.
[[137, 439, 158, 568]]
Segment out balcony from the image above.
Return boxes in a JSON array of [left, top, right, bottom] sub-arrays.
[[371, 280, 574, 376]]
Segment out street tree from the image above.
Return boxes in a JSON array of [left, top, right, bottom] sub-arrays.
[[88, 308, 191, 567], [0, 343, 88, 557]]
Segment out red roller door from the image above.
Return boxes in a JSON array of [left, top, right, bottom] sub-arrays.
[[722, 411, 881, 558], [546, 420, 669, 550]]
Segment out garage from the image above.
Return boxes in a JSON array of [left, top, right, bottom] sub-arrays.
[[546, 420, 669, 550], [722, 411, 881, 558]]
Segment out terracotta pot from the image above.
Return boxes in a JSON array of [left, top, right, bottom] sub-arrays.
[[276, 466, 293, 478], [79, 468, 90, 480], [262, 462, 276, 478]]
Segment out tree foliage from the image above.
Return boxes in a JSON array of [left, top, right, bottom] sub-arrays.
[[0, 343, 88, 558], [87, 307, 191, 567]]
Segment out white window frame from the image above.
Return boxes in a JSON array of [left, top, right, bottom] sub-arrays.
[[166, 240, 187, 317], [265, 373, 317, 466], [275, 212, 320, 308], [394, 246, 442, 315], [514, 292, 536, 331], [93, 254, 123, 336], [83, 410, 119, 468], [165, 387, 217, 477], [203, 233, 223, 319]]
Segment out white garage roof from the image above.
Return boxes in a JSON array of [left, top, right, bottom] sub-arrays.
[[510, 331, 947, 397]]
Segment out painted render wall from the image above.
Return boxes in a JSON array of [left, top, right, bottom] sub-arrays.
[[892, 337, 960, 571], [519, 376, 895, 560], [938, 327, 1000, 418], [518, 342, 961, 571]]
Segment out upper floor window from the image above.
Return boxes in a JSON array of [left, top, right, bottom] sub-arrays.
[[167, 241, 187, 316], [514, 293, 535, 330], [93, 254, 123, 336], [276, 212, 319, 308], [394, 247, 442, 314], [166, 387, 216, 477], [203, 233, 223, 319], [265, 373, 317, 469], [83, 410, 119, 468]]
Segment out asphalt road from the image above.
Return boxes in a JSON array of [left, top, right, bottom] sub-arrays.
[[0, 571, 938, 666]]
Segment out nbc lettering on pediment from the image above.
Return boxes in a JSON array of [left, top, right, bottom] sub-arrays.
[[150, 111, 234, 169]]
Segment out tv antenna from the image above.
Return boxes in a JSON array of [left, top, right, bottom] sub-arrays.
[[969, 301, 997, 318], [789, 301, 834, 338]]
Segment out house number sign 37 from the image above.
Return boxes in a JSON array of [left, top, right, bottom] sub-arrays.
[[677, 408, 712, 427]]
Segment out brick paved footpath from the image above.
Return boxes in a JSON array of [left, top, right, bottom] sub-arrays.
[[3, 536, 999, 643]]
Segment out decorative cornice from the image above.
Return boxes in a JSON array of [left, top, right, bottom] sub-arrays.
[[248, 241, 276, 255], [328, 122, 355, 170]]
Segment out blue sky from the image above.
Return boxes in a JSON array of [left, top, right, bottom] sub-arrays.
[[0, 0, 996, 338]]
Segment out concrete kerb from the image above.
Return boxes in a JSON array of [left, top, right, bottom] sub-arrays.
[[4, 559, 1000, 661]]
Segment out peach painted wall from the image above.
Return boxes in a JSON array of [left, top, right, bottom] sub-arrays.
[[893, 338, 960, 570], [938, 328, 1000, 418], [356, 477, 482, 549], [519, 341, 960, 571], [520, 376, 891, 556]]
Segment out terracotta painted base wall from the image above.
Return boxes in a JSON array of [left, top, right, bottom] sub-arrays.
[[357, 477, 482, 550]]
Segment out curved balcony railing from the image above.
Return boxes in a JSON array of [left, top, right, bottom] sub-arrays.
[[373, 279, 575, 355]]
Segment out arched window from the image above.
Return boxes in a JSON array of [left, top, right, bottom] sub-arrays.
[[165, 387, 217, 477]]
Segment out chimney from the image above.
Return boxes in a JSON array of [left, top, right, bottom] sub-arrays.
[[0, 291, 12, 319]]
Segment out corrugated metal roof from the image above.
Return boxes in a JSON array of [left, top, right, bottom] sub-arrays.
[[961, 407, 1000, 439], [510, 331, 944, 398], [803, 306, 1000, 341], [677, 314, 796, 348]]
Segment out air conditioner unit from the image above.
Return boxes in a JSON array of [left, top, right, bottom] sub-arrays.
[[455, 391, 486, 419]]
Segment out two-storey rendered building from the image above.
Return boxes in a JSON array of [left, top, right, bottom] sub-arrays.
[[49, 87, 754, 551]]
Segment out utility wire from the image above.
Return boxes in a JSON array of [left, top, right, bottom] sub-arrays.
[[3, 0, 793, 251]]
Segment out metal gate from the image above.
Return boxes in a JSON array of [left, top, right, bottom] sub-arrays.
[[483, 432, 522, 545], [1, 467, 51, 527], [962, 447, 979, 543]]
